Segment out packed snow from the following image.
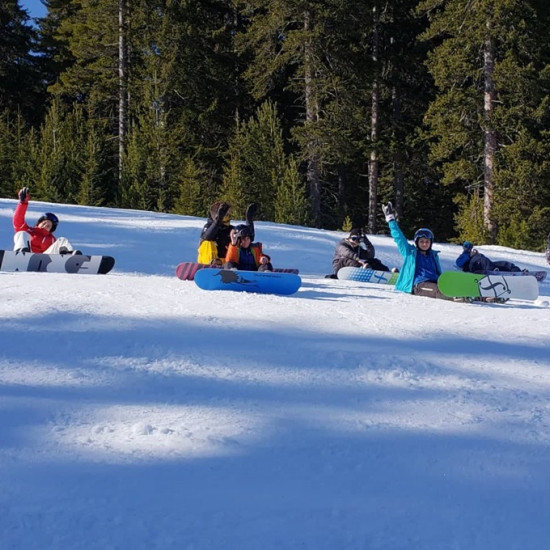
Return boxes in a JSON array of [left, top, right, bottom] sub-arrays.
[[1, 198, 549, 550]]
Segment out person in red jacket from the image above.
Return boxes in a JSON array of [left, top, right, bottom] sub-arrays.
[[13, 188, 80, 254]]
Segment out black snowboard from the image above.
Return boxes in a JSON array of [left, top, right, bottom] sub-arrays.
[[0, 250, 115, 274]]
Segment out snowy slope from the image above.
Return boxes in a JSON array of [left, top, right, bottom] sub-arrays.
[[1, 198, 549, 550]]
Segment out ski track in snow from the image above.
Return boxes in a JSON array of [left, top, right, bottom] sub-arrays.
[[1, 199, 550, 550]]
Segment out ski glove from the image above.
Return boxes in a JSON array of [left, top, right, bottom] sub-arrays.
[[216, 202, 231, 222], [382, 202, 395, 222], [245, 202, 258, 223], [18, 187, 29, 204], [462, 241, 475, 256]]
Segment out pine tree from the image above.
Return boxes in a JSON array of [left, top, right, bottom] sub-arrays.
[[24, 98, 89, 203], [418, 0, 550, 247], [219, 101, 307, 222], [275, 157, 310, 226], [0, 110, 16, 197], [237, 0, 360, 227], [172, 157, 207, 217], [0, 0, 45, 124], [78, 118, 117, 207]]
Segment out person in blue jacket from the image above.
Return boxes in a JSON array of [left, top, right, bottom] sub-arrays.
[[382, 202, 451, 300], [456, 242, 524, 273]]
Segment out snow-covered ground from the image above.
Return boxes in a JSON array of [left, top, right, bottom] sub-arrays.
[[1, 198, 549, 550]]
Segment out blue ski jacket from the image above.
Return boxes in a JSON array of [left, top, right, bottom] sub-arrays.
[[388, 220, 443, 293]]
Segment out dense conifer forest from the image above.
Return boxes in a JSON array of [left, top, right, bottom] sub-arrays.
[[1, 0, 549, 248]]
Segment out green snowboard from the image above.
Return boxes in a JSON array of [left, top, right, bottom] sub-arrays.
[[438, 271, 539, 301]]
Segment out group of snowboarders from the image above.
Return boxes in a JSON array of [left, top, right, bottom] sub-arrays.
[[197, 201, 273, 271], [9, 189, 549, 301], [380, 201, 534, 302]]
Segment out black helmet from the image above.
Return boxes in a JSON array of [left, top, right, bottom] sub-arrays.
[[37, 212, 59, 232], [234, 224, 252, 238], [414, 227, 434, 246]]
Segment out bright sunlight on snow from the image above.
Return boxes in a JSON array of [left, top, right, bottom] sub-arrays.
[[1, 198, 549, 550]]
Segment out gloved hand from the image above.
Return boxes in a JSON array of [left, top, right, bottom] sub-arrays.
[[216, 202, 231, 222], [18, 187, 29, 204], [382, 202, 395, 222], [245, 202, 258, 222], [462, 241, 473, 252]]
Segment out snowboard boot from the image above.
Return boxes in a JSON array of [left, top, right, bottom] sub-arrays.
[[475, 297, 508, 304], [59, 247, 82, 255]]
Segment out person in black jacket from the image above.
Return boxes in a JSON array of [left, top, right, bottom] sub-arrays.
[[456, 241, 525, 273], [198, 202, 257, 264], [328, 228, 394, 278]]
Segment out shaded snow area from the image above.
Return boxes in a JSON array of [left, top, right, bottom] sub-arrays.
[[1, 198, 549, 550]]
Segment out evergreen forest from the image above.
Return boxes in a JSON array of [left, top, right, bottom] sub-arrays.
[[1, 0, 549, 249]]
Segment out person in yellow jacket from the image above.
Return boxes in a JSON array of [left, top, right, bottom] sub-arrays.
[[198, 202, 257, 264], [224, 225, 273, 272]]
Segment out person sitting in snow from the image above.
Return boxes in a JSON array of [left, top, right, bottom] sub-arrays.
[[224, 224, 273, 272], [198, 201, 257, 265], [328, 228, 395, 279], [13, 187, 80, 255], [456, 242, 526, 273], [382, 201, 451, 300]]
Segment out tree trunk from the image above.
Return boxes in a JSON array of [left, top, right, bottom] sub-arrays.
[[118, 0, 128, 189], [367, 2, 380, 234], [483, 32, 497, 241], [389, 1, 404, 220], [304, 8, 322, 227]]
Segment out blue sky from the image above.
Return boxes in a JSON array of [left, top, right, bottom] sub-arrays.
[[21, 0, 46, 19]]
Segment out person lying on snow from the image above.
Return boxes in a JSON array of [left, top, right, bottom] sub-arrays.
[[198, 201, 257, 265], [456, 242, 527, 274], [224, 224, 273, 272], [328, 227, 396, 278], [13, 187, 80, 255]]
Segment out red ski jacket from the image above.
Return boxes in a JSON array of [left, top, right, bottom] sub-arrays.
[[13, 202, 57, 253]]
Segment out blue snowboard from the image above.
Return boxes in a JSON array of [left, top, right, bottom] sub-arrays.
[[337, 266, 399, 285], [194, 268, 301, 295]]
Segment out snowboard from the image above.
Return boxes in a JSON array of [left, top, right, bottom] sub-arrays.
[[0, 250, 115, 275], [176, 261, 299, 281], [337, 266, 399, 285], [474, 269, 546, 282], [194, 268, 301, 295], [438, 271, 539, 301]]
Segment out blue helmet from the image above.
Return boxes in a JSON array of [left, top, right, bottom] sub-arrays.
[[414, 228, 434, 246], [37, 212, 59, 232]]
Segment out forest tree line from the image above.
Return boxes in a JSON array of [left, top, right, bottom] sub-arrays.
[[1, 0, 549, 250]]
